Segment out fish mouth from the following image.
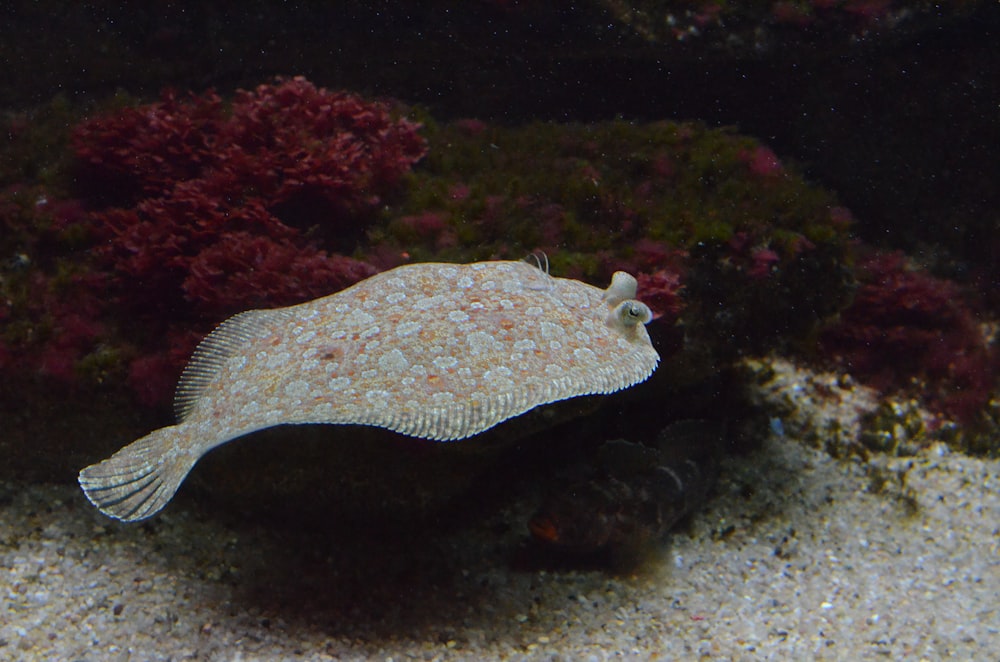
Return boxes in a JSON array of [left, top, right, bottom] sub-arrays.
[[528, 513, 561, 544]]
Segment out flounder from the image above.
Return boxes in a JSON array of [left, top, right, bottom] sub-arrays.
[[79, 259, 659, 522], [528, 420, 724, 554]]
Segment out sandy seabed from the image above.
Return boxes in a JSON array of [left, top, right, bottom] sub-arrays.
[[1, 432, 997, 661]]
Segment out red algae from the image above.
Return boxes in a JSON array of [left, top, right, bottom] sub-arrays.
[[819, 250, 997, 425], [636, 269, 684, 322], [58, 77, 427, 406], [741, 145, 785, 178]]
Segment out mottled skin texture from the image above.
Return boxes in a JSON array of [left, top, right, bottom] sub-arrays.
[[79, 260, 659, 522]]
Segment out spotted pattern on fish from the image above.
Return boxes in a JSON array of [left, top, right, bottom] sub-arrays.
[[78, 260, 660, 522]]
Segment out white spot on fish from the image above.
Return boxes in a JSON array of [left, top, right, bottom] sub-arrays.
[[415, 294, 449, 311], [265, 351, 291, 370], [366, 389, 391, 405], [284, 380, 311, 398], [377, 348, 409, 373], [484, 366, 515, 389], [396, 321, 422, 337], [328, 376, 351, 390], [466, 331, 497, 353], [431, 391, 455, 405], [433, 355, 459, 370], [539, 321, 563, 339], [352, 310, 376, 326]]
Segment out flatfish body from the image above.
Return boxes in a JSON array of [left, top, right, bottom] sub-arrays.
[[79, 260, 659, 522], [528, 420, 724, 554]]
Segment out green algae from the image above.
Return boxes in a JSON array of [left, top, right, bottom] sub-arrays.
[[374, 119, 854, 368]]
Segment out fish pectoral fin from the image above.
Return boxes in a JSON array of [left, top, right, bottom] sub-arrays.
[[78, 426, 198, 522]]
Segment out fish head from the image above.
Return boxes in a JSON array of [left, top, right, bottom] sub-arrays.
[[600, 270, 655, 343], [528, 486, 622, 553]]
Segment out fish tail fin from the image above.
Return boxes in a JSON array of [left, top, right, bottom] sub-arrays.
[[78, 426, 198, 522]]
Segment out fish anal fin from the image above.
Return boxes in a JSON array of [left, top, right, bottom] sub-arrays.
[[174, 308, 287, 422], [78, 426, 198, 522]]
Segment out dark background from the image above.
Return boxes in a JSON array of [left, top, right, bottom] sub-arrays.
[[2, 1, 997, 273]]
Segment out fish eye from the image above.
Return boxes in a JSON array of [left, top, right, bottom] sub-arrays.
[[626, 301, 652, 323], [611, 300, 652, 328]]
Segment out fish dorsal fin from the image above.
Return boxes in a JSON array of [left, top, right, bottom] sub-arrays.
[[174, 308, 288, 422]]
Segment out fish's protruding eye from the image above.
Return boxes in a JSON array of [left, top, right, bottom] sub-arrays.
[[608, 300, 653, 329], [625, 302, 648, 321]]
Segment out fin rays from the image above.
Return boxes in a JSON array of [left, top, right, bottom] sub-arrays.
[[175, 309, 289, 422], [78, 426, 198, 522], [86, 472, 165, 521]]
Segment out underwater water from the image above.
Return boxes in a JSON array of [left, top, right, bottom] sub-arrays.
[[0, 2, 998, 659]]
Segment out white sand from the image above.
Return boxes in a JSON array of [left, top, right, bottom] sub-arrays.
[[1, 430, 997, 661]]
